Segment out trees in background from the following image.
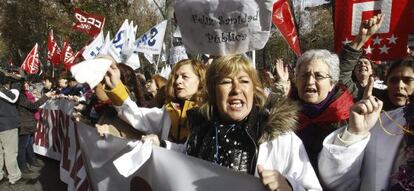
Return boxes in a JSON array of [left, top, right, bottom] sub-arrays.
[[0, 0, 333, 75]]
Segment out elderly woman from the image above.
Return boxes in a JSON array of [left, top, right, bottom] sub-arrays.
[[104, 59, 206, 149], [280, 49, 354, 171], [183, 55, 321, 190]]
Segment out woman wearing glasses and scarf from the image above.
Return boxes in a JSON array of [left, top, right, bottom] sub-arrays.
[[274, 49, 355, 173]]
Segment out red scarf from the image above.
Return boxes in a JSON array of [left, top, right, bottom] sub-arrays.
[[298, 89, 354, 129]]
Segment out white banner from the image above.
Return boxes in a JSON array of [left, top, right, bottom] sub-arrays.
[[34, 99, 266, 191], [34, 99, 90, 191], [175, 0, 274, 56], [134, 20, 168, 55], [77, 124, 265, 191], [82, 31, 104, 60]]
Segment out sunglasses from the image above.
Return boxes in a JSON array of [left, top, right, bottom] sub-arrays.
[[388, 76, 414, 84]]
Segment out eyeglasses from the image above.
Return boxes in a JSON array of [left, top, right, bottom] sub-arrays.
[[298, 72, 332, 81], [388, 76, 414, 84]]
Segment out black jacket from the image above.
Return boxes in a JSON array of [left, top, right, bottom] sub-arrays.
[[17, 93, 49, 135], [186, 97, 298, 175], [0, 86, 19, 132]]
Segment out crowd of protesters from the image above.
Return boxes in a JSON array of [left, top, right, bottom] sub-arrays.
[[0, 13, 413, 191]]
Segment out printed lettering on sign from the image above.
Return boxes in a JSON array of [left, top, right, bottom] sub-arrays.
[[75, 13, 103, 28]]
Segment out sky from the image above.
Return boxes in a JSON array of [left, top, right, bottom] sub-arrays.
[[301, 0, 329, 8]]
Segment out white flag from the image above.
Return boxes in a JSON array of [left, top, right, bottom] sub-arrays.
[[98, 32, 112, 56], [135, 20, 168, 55], [144, 53, 155, 64], [82, 31, 104, 60], [109, 19, 130, 63], [125, 53, 141, 70]]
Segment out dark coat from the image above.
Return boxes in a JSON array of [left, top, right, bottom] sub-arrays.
[[0, 86, 19, 132], [17, 93, 49, 135], [339, 44, 397, 111], [186, 97, 298, 175]]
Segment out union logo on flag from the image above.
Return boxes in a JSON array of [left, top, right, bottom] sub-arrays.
[[334, 0, 414, 60]]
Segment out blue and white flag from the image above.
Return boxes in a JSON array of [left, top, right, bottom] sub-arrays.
[[109, 19, 130, 63], [82, 31, 104, 60], [135, 20, 168, 55]]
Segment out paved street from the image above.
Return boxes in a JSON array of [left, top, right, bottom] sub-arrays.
[[0, 155, 67, 191]]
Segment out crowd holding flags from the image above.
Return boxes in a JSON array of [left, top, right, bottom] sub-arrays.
[[6, 1, 414, 191]]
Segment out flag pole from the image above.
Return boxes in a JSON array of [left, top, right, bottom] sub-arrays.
[[52, 64, 55, 78]]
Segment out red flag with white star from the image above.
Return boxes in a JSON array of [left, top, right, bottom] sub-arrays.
[[272, 0, 301, 56], [20, 43, 40, 74], [334, 0, 414, 60]]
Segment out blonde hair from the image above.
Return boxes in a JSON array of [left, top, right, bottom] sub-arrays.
[[200, 54, 266, 120], [151, 74, 167, 89], [165, 59, 207, 104]]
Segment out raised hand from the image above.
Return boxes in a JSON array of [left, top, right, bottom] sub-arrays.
[[348, 76, 383, 136], [351, 14, 384, 50], [275, 59, 289, 82], [104, 63, 121, 90], [360, 14, 384, 38], [257, 165, 292, 191]]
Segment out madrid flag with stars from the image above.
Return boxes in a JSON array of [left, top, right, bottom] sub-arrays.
[[334, 0, 414, 60]]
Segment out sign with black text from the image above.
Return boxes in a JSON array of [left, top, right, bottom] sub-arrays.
[[175, 0, 274, 56]]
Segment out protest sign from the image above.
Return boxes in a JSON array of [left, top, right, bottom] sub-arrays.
[[175, 0, 274, 56]]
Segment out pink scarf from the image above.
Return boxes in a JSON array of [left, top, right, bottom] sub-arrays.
[[24, 90, 40, 120]]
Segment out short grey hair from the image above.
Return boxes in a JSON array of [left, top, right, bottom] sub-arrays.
[[295, 49, 340, 84]]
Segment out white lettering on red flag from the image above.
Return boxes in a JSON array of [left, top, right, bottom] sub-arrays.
[[73, 8, 105, 37], [20, 43, 40, 74]]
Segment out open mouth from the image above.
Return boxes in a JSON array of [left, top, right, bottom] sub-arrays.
[[228, 99, 244, 110], [358, 66, 368, 72], [304, 87, 317, 95]]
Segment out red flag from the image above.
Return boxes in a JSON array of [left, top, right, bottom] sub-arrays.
[[47, 30, 61, 65], [72, 8, 105, 37], [272, 0, 301, 56], [61, 41, 84, 70], [20, 43, 40, 74], [334, 0, 414, 60]]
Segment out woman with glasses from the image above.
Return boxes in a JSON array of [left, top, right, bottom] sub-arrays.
[[288, 49, 354, 172]]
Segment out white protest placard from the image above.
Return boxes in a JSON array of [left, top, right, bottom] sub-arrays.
[[134, 20, 168, 55], [169, 45, 188, 65], [175, 0, 274, 56]]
